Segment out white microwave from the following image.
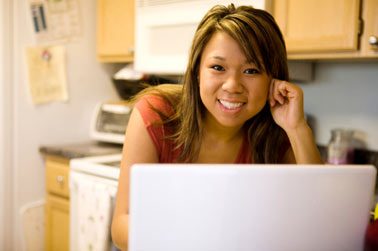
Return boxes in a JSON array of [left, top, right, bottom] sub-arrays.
[[134, 0, 270, 75]]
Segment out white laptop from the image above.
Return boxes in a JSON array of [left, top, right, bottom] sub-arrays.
[[128, 164, 377, 251]]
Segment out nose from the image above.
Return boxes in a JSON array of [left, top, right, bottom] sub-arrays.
[[222, 72, 244, 93]]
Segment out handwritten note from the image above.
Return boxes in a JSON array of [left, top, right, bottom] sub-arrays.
[[25, 45, 69, 104]]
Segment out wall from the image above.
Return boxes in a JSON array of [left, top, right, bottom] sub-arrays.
[[0, 2, 5, 247], [298, 61, 378, 151], [0, 0, 14, 249], [10, 0, 119, 249]]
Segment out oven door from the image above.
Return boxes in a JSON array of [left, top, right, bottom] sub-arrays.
[[69, 154, 121, 251], [69, 171, 118, 251]]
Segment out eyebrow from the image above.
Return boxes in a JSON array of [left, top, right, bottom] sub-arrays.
[[210, 56, 226, 61], [210, 55, 255, 65]]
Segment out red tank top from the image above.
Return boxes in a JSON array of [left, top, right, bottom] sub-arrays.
[[135, 95, 252, 163]]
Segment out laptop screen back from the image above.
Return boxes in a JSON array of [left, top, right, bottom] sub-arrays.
[[128, 164, 376, 251]]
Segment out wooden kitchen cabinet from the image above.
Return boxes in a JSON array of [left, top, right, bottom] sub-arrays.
[[273, 0, 378, 59], [45, 194, 70, 251], [45, 156, 70, 251], [96, 0, 135, 62]]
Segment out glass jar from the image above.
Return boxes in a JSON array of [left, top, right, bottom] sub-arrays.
[[327, 129, 354, 164]]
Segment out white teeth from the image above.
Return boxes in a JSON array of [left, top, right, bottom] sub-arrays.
[[219, 100, 244, 109]]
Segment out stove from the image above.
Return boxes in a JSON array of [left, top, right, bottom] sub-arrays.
[[69, 101, 130, 250], [70, 154, 122, 180]]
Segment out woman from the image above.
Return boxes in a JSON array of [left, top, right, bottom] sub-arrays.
[[112, 4, 323, 249]]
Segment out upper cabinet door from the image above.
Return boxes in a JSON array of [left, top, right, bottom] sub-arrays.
[[97, 0, 134, 62], [274, 0, 361, 53], [362, 0, 378, 57]]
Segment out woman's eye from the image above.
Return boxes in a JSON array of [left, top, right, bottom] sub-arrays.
[[211, 65, 224, 71], [244, 68, 259, 74]]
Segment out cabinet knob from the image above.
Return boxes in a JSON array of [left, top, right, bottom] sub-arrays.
[[369, 36, 378, 46], [56, 176, 64, 184], [129, 47, 134, 54]]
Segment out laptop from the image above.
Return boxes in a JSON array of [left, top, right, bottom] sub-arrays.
[[128, 164, 377, 251]]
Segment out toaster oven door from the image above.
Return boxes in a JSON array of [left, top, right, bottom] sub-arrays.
[[90, 102, 132, 144]]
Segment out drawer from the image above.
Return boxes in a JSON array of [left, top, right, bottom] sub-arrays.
[[46, 158, 70, 198]]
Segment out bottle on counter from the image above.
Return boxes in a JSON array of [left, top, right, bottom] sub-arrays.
[[327, 128, 355, 164]]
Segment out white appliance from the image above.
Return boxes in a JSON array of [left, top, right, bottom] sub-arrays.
[[69, 154, 122, 251], [134, 0, 270, 74], [90, 101, 133, 144], [69, 101, 128, 250]]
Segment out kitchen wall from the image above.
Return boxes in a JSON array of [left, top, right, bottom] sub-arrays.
[[298, 61, 378, 151], [2, 0, 119, 249], [0, 0, 13, 249]]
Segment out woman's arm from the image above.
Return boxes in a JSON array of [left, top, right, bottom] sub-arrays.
[[285, 124, 323, 164], [281, 125, 323, 164], [268, 79, 323, 164], [111, 108, 159, 250]]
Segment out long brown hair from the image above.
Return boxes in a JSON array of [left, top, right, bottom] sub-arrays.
[[133, 4, 289, 163]]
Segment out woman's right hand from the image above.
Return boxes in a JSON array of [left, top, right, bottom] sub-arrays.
[[268, 78, 306, 133]]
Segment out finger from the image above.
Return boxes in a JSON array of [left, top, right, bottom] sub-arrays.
[[273, 80, 285, 105], [279, 82, 303, 101], [278, 84, 289, 101]]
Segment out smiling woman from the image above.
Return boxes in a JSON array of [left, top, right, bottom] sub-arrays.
[[112, 3, 323, 250]]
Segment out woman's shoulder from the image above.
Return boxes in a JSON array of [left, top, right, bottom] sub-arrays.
[[133, 84, 182, 116], [134, 94, 176, 123], [133, 92, 181, 163]]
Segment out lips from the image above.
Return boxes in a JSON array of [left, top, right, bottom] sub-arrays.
[[218, 99, 245, 109]]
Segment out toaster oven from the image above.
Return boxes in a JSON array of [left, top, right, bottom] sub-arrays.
[[90, 100, 133, 144]]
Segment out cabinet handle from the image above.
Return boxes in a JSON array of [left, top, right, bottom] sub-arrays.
[[369, 36, 378, 46], [56, 176, 64, 184], [128, 47, 134, 53]]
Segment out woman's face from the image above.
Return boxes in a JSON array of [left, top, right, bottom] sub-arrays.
[[198, 31, 271, 129]]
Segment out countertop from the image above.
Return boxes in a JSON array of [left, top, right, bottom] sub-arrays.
[[39, 141, 123, 159]]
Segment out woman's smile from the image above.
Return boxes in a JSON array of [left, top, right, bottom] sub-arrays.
[[218, 99, 246, 114], [218, 99, 245, 109]]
